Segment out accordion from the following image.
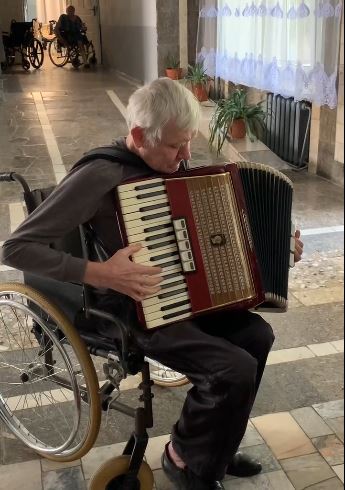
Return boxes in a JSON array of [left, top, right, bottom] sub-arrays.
[[116, 163, 295, 329]]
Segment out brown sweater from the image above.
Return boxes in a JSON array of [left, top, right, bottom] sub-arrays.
[[1, 140, 154, 283]]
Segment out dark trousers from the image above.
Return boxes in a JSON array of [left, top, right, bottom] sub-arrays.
[[134, 309, 275, 481]]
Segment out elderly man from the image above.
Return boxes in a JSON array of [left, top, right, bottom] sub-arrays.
[[2, 77, 303, 489]]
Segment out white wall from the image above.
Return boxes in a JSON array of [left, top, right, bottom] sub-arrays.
[[99, 0, 158, 83]]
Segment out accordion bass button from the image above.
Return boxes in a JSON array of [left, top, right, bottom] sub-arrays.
[[173, 218, 187, 231], [182, 260, 196, 272]]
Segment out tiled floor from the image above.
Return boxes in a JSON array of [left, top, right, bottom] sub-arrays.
[[0, 64, 343, 489], [0, 400, 342, 489]]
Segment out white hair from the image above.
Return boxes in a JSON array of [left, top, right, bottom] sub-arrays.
[[126, 77, 200, 146]]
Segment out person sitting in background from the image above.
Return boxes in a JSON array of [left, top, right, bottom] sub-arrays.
[[55, 4, 89, 67]]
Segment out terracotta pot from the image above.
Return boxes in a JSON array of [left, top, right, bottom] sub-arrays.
[[192, 83, 208, 102], [165, 68, 183, 80], [229, 119, 246, 139]]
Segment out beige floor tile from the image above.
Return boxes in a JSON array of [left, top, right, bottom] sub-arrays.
[[41, 457, 81, 472], [120, 374, 141, 391], [291, 407, 334, 438], [81, 442, 126, 479], [332, 464, 344, 483], [267, 346, 315, 365], [305, 477, 344, 489], [293, 286, 344, 306], [280, 453, 335, 490], [331, 340, 345, 353], [252, 412, 316, 460], [266, 470, 295, 489], [287, 293, 304, 308], [240, 420, 264, 448], [0, 460, 42, 490], [307, 342, 339, 357], [312, 434, 344, 466], [325, 417, 344, 443], [145, 434, 171, 470], [313, 400, 344, 420]]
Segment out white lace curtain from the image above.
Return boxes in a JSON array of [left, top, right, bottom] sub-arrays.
[[196, 0, 343, 108]]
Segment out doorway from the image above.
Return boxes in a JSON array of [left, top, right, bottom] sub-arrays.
[[24, 0, 101, 61]]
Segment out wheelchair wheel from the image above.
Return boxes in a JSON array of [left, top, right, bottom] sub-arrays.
[[48, 38, 69, 67], [0, 283, 101, 462], [89, 456, 154, 490], [147, 358, 189, 387], [28, 38, 44, 68]]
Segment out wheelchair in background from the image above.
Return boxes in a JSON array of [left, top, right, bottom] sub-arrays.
[[1, 19, 44, 71], [0, 172, 188, 489], [48, 27, 97, 68]]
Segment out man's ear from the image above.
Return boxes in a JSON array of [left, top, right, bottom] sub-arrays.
[[131, 127, 145, 148]]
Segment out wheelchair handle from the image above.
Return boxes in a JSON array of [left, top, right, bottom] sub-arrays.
[[0, 172, 32, 194], [0, 172, 16, 182]]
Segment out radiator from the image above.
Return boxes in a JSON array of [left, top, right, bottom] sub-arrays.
[[264, 93, 312, 169]]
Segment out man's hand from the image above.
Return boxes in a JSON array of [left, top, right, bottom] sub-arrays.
[[294, 229, 304, 263], [84, 243, 163, 301]]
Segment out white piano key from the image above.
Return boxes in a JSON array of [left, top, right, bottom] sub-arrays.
[[120, 196, 169, 215], [124, 214, 173, 232], [126, 220, 173, 238], [143, 291, 190, 314], [143, 284, 188, 307], [130, 243, 178, 261], [143, 297, 191, 321], [118, 178, 165, 195], [127, 225, 174, 242], [146, 311, 192, 329], [122, 205, 171, 223], [134, 252, 180, 266], [119, 191, 167, 206], [129, 231, 175, 246]]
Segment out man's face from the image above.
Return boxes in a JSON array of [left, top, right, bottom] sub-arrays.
[[137, 120, 194, 174], [66, 6, 75, 16]]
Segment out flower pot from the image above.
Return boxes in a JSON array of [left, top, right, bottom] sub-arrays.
[[192, 83, 208, 102], [165, 68, 183, 80], [229, 119, 246, 139]]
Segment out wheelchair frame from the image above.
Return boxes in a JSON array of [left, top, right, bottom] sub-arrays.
[[48, 29, 97, 69], [1, 19, 44, 71], [0, 171, 187, 489]]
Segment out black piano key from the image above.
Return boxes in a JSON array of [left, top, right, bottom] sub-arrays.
[[142, 211, 170, 221], [137, 190, 167, 199], [162, 307, 192, 320], [161, 299, 191, 312], [148, 239, 176, 250]]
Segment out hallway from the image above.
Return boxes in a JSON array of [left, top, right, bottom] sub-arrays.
[[0, 63, 343, 489]]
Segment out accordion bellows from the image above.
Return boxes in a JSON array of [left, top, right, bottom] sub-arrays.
[[117, 162, 294, 329]]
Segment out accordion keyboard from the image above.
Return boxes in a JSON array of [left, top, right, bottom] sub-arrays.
[[118, 178, 193, 328]]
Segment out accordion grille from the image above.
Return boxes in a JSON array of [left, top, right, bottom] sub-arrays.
[[186, 174, 256, 308]]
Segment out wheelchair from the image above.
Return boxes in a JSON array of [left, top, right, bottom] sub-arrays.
[[0, 172, 188, 489], [1, 19, 44, 71], [48, 28, 97, 69]]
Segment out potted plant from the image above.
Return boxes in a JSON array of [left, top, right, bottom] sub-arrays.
[[165, 53, 182, 80], [209, 88, 266, 155], [184, 62, 209, 102]]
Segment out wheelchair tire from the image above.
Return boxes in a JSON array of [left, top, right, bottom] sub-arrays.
[[146, 358, 190, 387], [0, 283, 102, 462], [89, 456, 154, 490], [28, 38, 44, 69], [48, 38, 69, 67]]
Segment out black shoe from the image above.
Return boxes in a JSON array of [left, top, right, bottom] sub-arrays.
[[161, 444, 224, 489], [226, 451, 262, 477]]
